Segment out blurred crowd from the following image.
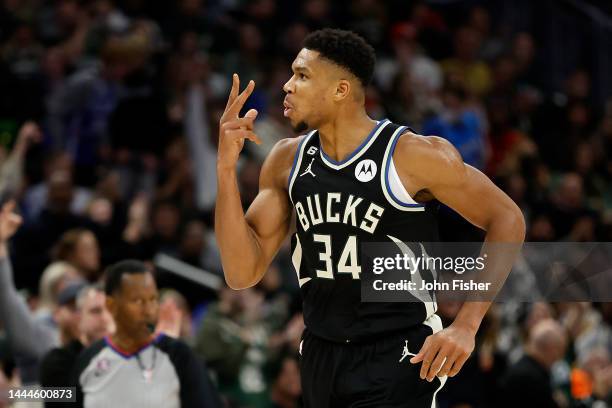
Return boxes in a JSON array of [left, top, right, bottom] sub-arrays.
[[0, 0, 610, 407]]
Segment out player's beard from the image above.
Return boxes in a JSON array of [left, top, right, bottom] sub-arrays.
[[293, 121, 308, 133]]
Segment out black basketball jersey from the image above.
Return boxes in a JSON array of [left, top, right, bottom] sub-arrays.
[[288, 119, 439, 343]]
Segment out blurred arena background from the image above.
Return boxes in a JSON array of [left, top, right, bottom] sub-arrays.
[[0, 0, 611, 407]]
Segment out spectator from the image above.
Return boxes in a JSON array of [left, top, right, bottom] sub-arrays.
[[570, 346, 612, 406], [441, 26, 492, 97], [13, 168, 91, 290], [500, 319, 568, 408], [36, 261, 81, 326], [72, 259, 222, 407], [52, 228, 101, 281], [0, 200, 85, 384], [184, 81, 218, 211], [270, 354, 301, 408], [511, 32, 539, 88], [0, 121, 41, 198], [22, 152, 92, 222], [421, 83, 487, 169], [376, 21, 442, 113], [194, 285, 285, 407], [46, 33, 151, 184], [486, 96, 537, 177], [548, 173, 595, 239], [39, 283, 114, 404], [156, 289, 192, 340], [467, 6, 504, 62], [142, 200, 181, 256], [193, 286, 255, 393]]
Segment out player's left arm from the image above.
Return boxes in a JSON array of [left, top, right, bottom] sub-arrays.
[[393, 133, 526, 382]]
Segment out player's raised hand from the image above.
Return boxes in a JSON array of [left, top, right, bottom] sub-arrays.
[[217, 73, 262, 171], [410, 324, 475, 382]]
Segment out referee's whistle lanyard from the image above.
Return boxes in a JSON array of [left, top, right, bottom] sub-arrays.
[[135, 343, 158, 383]]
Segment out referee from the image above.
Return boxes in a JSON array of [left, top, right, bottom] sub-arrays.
[[71, 260, 222, 408]]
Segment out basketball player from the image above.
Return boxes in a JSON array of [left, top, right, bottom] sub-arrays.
[[215, 29, 525, 407]]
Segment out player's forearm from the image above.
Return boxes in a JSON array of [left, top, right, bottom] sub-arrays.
[[215, 170, 265, 289], [453, 207, 525, 334], [451, 302, 490, 335]]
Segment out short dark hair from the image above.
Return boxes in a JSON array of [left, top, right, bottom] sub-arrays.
[[104, 260, 151, 295], [303, 28, 376, 87]]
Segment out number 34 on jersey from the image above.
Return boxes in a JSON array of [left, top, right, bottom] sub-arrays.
[[293, 192, 386, 284]]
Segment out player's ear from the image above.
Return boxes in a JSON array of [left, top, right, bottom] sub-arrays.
[[333, 79, 351, 102]]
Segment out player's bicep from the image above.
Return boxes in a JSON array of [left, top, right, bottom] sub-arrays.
[[429, 163, 514, 231], [245, 186, 292, 259], [244, 137, 297, 263], [402, 135, 517, 232]]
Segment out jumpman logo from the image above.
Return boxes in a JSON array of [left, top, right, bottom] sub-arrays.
[[300, 158, 316, 177], [399, 340, 417, 362]]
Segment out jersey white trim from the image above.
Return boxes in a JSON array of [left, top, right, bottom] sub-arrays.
[[291, 234, 311, 287], [381, 126, 425, 212], [423, 314, 447, 408], [389, 159, 422, 205], [319, 119, 390, 170], [288, 130, 316, 204], [387, 235, 437, 316]]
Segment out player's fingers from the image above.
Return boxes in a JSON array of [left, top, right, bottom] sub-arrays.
[[410, 336, 431, 364], [419, 341, 440, 380], [437, 349, 461, 378], [224, 73, 239, 112], [410, 335, 435, 364], [244, 108, 258, 119], [448, 352, 470, 377], [226, 80, 255, 117], [225, 129, 262, 145], [222, 116, 257, 132], [426, 346, 451, 381]]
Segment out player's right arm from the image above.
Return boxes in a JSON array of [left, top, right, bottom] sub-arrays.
[[215, 74, 297, 289]]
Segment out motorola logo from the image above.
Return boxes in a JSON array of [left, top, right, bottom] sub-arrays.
[[355, 159, 377, 182]]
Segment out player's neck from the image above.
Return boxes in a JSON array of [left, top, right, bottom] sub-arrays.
[[318, 111, 377, 163]]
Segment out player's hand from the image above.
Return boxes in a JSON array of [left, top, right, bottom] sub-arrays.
[[217, 73, 262, 172], [410, 324, 475, 381]]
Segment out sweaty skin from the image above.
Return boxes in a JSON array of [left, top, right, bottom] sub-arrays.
[[215, 48, 525, 382]]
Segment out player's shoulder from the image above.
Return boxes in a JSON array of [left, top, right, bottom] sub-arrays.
[[395, 131, 457, 159], [396, 130, 462, 165], [267, 135, 306, 169], [260, 135, 307, 187], [271, 135, 304, 158], [394, 130, 465, 180]]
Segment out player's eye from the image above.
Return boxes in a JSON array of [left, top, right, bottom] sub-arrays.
[[299, 73, 307, 80]]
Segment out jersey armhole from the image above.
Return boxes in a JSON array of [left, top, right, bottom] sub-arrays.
[[380, 126, 426, 212], [288, 130, 316, 204]]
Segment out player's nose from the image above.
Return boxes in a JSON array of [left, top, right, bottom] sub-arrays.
[[283, 76, 294, 94]]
